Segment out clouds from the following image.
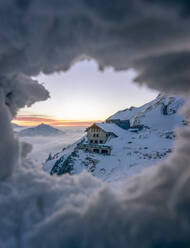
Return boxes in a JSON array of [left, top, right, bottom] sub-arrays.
[[19, 127, 85, 163], [0, 0, 189, 84], [0, 0, 190, 247]]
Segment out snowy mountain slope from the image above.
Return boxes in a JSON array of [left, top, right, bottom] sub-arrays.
[[130, 95, 185, 130], [19, 123, 64, 137], [107, 95, 163, 121], [43, 95, 186, 187], [108, 94, 185, 127], [18, 127, 86, 164]]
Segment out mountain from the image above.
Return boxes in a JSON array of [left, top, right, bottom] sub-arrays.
[[12, 123, 22, 128], [19, 123, 64, 137], [43, 95, 187, 187], [108, 94, 185, 129]]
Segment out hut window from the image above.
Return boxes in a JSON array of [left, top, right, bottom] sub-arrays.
[[101, 149, 108, 155]]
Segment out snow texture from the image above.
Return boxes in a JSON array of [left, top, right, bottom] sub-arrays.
[[93, 122, 125, 136], [0, 0, 190, 247], [44, 95, 185, 188]]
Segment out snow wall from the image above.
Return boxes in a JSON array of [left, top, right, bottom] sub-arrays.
[[0, 0, 190, 247]]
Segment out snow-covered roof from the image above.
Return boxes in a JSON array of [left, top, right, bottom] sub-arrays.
[[93, 123, 124, 137]]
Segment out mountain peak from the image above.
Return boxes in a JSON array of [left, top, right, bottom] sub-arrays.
[[38, 123, 46, 127], [19, 123, 63, 137]]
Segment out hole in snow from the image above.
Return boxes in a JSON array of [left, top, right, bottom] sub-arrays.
[[12, 59, 185, 187]]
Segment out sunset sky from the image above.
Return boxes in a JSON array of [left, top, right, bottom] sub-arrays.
[[13, 60, 158, 127]]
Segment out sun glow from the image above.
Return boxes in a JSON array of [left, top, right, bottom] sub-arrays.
[[15, 60, 157, 126], [12, 117, 100, 127]]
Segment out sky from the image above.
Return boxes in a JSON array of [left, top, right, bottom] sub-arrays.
[[1, 1, 190, 247], [13, 59, 158, 126]]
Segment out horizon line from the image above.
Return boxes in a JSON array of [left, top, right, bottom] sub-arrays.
[[12, 116, 104, 127]]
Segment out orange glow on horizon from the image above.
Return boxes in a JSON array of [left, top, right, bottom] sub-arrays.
[[12, 116, 103, 127]]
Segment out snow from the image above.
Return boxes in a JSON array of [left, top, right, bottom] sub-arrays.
[[130, 95, 185, 130], [18, 126, 86, 164], [108, 95, 160, 120], [44, 95, 186, 188], [94, 122, 125, 136], [108, 94, 185, 127], [43, 141, 79, 173], [67, 128, 175, 188]]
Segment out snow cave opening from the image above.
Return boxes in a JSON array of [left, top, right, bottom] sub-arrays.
[[12, 59, 186, 184]]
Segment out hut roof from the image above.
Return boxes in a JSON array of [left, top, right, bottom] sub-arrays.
[[87, 123, 124, 137]]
